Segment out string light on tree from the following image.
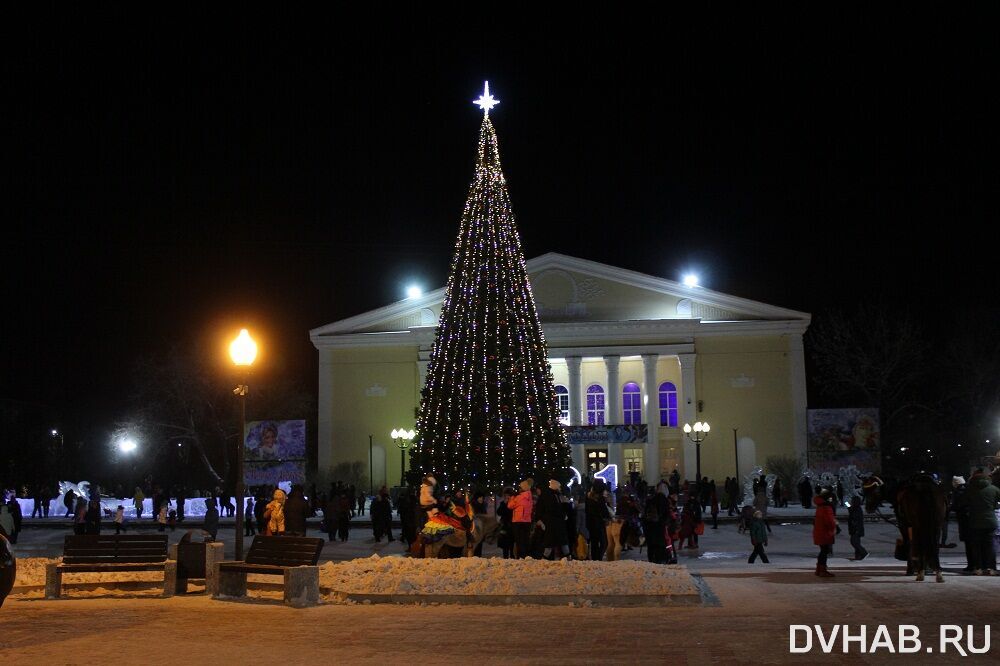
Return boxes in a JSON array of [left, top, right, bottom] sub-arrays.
[[411, 82, 570, 489]]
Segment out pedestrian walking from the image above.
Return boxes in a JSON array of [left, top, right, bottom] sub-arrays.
[[956, 469, 1000, 575], [114, 504, 127, 534], [847, 498, 868, 561], [748, 510, 770, 563], [371, 486, 393, 542], [133, 487, 144, 520], [283, 485, 310, 536], [538, 480, 569, 560], [813, 488, 839, 577], [244, 497, 256, 536]]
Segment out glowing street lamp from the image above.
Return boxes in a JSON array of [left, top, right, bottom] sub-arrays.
[[119, 438, 138, 454], [230, 328, 256, 560], [406, 285, 423, 299], [392, 428, 415, 487], [683, 421, 711, 483]]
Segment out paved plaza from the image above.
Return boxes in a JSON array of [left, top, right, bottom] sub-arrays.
[[3, 516, 997, 664]]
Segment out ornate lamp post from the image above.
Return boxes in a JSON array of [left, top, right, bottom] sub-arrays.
[[229, 328, 257, 560], [392, 428, 415, 487], [683, 421, 711, 484]]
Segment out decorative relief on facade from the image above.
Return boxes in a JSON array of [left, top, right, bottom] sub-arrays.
[[365, 384, 387, 397], [730, 374, 755, 388], [692, 302, 742, 321], [575, 278, 604, 302], [676, 298, 692, 317]]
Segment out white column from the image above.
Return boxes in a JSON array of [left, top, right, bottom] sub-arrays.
[[679, 353, 698, 482], [787, 333, 808, 461], [604, 355, 623, 476], [317, 349, 334, 474], [565, 356, 585, 472], [642, 353, 660, 483]]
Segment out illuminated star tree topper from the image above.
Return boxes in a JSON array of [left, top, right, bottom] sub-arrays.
[[473, 80, 499, 115]]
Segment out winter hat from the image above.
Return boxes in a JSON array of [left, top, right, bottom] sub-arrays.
[[424, 475, 437, 486], [952, 476, 966, 487], [519, 479, 531, 491], [548, 479, 561, 491]]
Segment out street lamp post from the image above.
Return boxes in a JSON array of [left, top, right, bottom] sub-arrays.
[[683, 421, 711, 484], [229, 328, 257, 561], [51, 429, 64, 482], [392, 428, 415, 487]]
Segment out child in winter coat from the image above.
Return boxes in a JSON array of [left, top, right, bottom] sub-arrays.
[[748, 510, 769, 563], [167, 509, 177, 531], [114, 505, 126, 534], [265, 489, 287, 536]]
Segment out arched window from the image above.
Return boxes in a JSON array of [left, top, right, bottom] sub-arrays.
[[554, 385, 569, 424], [622, 382, 642, 424], [586, 384, 605, 425], [659, 381, 678, 427]]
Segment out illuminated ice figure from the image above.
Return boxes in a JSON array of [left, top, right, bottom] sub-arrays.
[[566, 466, 584, 490], [594, 464, 618, 492], [59, 480, 91, 500]]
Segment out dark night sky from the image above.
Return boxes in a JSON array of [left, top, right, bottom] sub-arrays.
[[3, 7, 997, 437]]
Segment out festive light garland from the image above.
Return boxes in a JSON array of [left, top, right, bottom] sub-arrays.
[[410, 86, 570, 490]]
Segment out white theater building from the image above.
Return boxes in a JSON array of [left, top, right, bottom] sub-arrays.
[[311, 253, 811, 486]]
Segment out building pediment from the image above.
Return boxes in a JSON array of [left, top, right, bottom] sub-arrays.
[[310, 253, 809, 340]]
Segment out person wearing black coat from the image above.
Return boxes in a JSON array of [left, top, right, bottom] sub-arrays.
[[283, 485, 311, 536], [396, 488, 416, 547], [847, 498, 867, 560], [253, 492, 267, 535], [798, 477, 813, 509], [371, 487, 393, 542], [538, 481, 569, 559], [585, 480, 610, 561]]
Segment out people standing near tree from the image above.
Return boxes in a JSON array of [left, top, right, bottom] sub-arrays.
[[584, 479, 610, 561], [397, 487, 416, 547], [813, 487, 839, 577], [204, 501, 219, 541], [496, 488, 515, 559], [748, 510, 770, 563], [244, 497, 256, 537], [133, 487, 144, 520], [957, 468, 1000, 575], [114, 504, 126, 534], [508, 478, 535, 559], [847, 497, 868, 561], [371, 486, 393, 543], [642, 500, 666, 564], [419, 476, 439, 526], [283, 485, 310, 537], [537, 480, 568, 560]]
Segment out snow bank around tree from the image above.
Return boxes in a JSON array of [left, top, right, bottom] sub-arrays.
[[318, 555, 700, 600]]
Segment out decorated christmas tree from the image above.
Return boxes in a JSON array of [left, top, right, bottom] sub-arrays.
[[411, 83, 570, 489]]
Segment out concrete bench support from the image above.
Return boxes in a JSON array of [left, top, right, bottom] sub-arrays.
[[283, 566, 320, 608], [216, 568, 248, 598], [45, 563, 62, 599]]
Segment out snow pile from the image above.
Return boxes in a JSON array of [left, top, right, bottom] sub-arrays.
[[319, 555, 698, 597]]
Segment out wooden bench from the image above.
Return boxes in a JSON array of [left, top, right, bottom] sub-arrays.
[[45, 534, 176, 599], [213, 536, 324, 607]]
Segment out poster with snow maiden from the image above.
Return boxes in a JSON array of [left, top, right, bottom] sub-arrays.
[[244, 419, 306, 461], [807, 408, 881, 474]]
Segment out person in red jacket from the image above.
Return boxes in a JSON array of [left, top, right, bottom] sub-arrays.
[[813, 487, 841, 577], [508, 478, 535, 558]]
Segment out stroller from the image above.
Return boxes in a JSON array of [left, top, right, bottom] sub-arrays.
[[737, 505, 754, 534]]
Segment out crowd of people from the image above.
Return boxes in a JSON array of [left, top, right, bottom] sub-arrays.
[[2, 464, 997, 577]]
